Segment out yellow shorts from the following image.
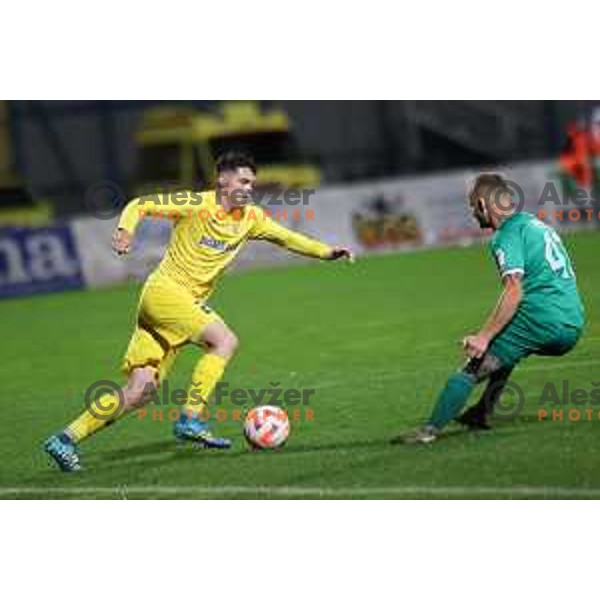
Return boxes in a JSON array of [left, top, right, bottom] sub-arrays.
[[122, 273, 221, 380]]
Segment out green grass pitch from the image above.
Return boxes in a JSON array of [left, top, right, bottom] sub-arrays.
[[1, 231, 599, 499]]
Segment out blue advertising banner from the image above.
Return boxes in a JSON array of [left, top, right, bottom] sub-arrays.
[[0, 226, 84, 299]]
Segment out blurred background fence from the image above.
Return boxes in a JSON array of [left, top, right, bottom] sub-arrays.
[[2, 100, 594, 214], [0, 100, 598, 299]]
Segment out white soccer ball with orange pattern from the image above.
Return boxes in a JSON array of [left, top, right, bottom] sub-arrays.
[[244, 406, 290, 449]]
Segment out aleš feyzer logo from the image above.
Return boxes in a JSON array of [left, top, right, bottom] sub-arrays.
[[84, 181, 127, 220], [485, 380, 526, 420], [482, 179, 526, 222], [83, 380, 125, 421]]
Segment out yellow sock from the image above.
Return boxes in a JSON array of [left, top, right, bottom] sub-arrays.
[[65, 392, 126, 443], [184, 354, 228, 415]]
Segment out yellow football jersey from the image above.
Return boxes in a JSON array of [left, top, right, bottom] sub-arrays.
[[117, 190, 331, 298]]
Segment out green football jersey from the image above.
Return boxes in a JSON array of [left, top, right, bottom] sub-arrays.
[[489, 212, 585, 329]]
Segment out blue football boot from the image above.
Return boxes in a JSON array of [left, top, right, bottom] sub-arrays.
[[173, 413, 232, 449], [44, 433, 82, 472]]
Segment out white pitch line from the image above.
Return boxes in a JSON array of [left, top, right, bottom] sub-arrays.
[[1, 485, 600, 498]]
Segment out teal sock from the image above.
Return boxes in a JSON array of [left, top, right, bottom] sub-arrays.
[[428, 372, 476, 430]]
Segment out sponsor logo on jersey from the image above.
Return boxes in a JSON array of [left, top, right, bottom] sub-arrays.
[[198, 236, 241, 252]]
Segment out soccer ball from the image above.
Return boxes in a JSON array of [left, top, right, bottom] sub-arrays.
[[244, 406, 290, 449]]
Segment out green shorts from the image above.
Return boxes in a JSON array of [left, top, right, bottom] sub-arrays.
[[488, 314, 582, 368]]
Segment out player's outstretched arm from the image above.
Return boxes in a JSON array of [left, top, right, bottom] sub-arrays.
[[111, 196, 143, 255], [111, 191, 200, 256], [463, 273, 523, 358], [250, 207, 354, 262]]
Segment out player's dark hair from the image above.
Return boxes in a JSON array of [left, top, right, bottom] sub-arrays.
[[470, 173, 511, 204], [215, 152, 257, 175]]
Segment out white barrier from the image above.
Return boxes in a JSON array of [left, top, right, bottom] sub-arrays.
[[300, 160, 597, 256]]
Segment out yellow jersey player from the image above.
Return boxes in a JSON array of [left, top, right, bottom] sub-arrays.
[[44, 152, 353, 471]]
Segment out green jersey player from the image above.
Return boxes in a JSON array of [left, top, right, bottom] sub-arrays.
[[397, 173, 585, 444]]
